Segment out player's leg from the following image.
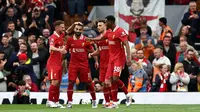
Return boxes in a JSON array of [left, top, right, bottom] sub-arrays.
[[80, 67, 97, 108], [100, 67, 112, 107], [55, 69, 65, 108], [112, 65, 132, 107], [67, 67, 78, 108], [105, 63, 119, 108], [47, 68, 60, 108]]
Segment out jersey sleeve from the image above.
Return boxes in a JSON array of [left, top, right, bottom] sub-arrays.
[[118, 29, 128, 42], [65, 37, 71, 51], [49, 36, 55, 46]]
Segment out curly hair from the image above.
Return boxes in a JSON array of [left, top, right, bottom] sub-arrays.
[[126, 0, 150, 7]]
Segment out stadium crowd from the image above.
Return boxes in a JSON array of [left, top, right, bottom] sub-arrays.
[[0, 0, 200, 97]]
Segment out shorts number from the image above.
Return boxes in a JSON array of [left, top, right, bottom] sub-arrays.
[[114, 66, 121, 72]]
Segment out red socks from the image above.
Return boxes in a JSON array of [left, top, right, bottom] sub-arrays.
[[54, 86, 60, 102], [67, 83, 74, 102], [48, 85, 57, 102], [87, 84, 96, 100], [111, 82, 118, 102], [116, 80, 128, 95], [103, 87, 111, 103]]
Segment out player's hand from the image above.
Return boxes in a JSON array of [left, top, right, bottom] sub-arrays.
[[88, 53, 92, 58], [85, 37, 92, 42], [126, 57, 131, 66], [61, 49, 67, 54], [95, 61, 99, 70]]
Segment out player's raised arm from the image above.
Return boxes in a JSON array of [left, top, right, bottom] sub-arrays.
[[66, 22, 83, 34]]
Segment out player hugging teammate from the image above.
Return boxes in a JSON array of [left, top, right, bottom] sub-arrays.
[[46, 15, 132, 109]]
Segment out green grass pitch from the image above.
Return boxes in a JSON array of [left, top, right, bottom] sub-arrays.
[[0, 104, 200, 112]]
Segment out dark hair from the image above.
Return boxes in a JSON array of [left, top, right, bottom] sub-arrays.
[[105, 15, 115, 23], [140, 24, 147, 30], [126, 0, 150, 7], [54, 20, 65, 27], [98, 20, 106, 24], [187, 49, 194, 54], [18, 80, 26, 86], [163, 35, 171, 39], [165, 30, 173, 38], [18, 36, 27, 41], [179, 35, 187, 41], [137, 49, 144, 53], [2, 35, 9, 39], [155, 45, 164, 50], [159, 17, 167, 25], [20, 43, 28, 47], [7, 21, 15, 26]]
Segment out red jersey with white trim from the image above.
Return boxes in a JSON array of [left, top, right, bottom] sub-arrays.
[[47, 32, 65, 67], [97, 39, 109, 68], [104, 26, 128, 64], [66, 35, 93, 67]]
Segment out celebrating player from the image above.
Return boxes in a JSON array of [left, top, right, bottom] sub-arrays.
[[87, 15, 132, 108], [88, 20, 112, 107], [46, 20, 66, 108], [66, 22, 98, 108]]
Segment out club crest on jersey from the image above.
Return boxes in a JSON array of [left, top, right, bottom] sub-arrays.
[[82, 42, 85, 46], [50, 39, 54, 45], [112, 35, 115, 39]]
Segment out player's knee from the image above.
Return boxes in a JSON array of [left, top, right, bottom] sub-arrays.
[[112, 76, 119, 82], [51, 80, 59, 86], [68, 80, 75, 85]]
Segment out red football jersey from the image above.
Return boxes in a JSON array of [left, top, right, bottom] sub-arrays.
[[104, 26, 128, 64], [66, 35, 93, 67], [97, 39, 109, 68], [47, 32, 65, 67]]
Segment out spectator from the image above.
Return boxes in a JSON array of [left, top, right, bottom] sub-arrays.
[[176, 35, 199, 58], [152, 46, 171, 83], [23, 75, 39, 92], [45, 0, 56, 29], [159, 17, 172, 40], [12, 80, 30, 104], [37, 36, 48, 51], [130, 48, 137, 60], [0, 35, 14, 59], [128, 62, 148, 92], [94, 81, 103, 92], [5, 21, 22, 39], [27, 33, 36, 46], [181, 1, 200, 42], [131, 17, 152, 37], [30, 42, 48, 83], [4, 29, 19, 52], [18, 37, 26, 46], [182, 49, 199, 92], [176, 41, 188, 63], [151, 64, 170, 92], [13, 53, 37, 84], [42, 28, 50, 46], [0, 50, 9, 92], [40, 69, 50, 92], [170, 63, 190, 92], [157, 34, 176, 71], [1, 7, 18, 33], [68, 0, 85, 24], [173, 26, 195, 46], [135, 49, 153, 78], [135, 34, 154, 59], [135, 25, 154, 45]]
